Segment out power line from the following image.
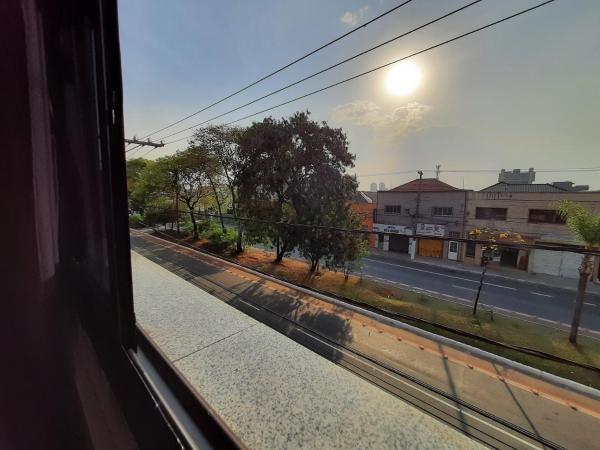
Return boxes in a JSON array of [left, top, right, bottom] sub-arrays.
[[356, 167, 600, 177], [155, 0, 483, 142], [164, 0, 556, 146], [136, 0, 415, 140], [141, 206, 600, 256]]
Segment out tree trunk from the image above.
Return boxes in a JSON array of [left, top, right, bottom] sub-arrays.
[[230, 188, 243, 253], [275, 236, 282, 263], [189, 210, 198, 240], [569, 254, 592, 344], [310, 258, 319, 273], [208, 177, 226, 232]]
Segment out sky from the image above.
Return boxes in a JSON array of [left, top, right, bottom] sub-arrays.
[[118, 0, 600, 191]]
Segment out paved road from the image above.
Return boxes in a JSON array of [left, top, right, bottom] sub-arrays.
[[360, 254, 600, 333]]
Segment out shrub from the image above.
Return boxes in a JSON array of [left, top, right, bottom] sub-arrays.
[[129, 213, 143, 228], [143, 208, 176, 228], [207, 227, 237, 253]]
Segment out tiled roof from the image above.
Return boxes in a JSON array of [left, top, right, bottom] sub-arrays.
[[480, 182, 568, 193], [390, 178, 459, 192]]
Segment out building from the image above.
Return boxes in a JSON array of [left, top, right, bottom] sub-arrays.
[[374, 178, 469, 260], [351, 191, 377, 246], [464, 186, 600, 280], [498, 168, 536, 184], [550, 181, 590, 192]]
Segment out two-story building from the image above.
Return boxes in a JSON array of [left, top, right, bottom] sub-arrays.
[[464, 182, 600, 280], [373, 178, 469, 260]]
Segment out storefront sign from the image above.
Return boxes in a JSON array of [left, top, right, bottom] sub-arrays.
[[416, 223, 445, 237], [373, 223, 413, 235]]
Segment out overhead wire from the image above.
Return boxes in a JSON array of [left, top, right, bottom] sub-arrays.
[[135, 0, 416, 140], [155, 0, 483, 142], [162, 0, 556, 147]]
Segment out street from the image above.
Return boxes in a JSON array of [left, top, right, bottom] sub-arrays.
[[360, 254, 600, 333]]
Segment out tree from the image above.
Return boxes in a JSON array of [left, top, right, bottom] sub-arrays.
[[190, 125, 243, 251], [173, 149, 219, 240], [126, 158, 152, 213], [236, 116, 298, 262], [236, 111, 356, 264], [467, 228, 525, 315], [324, 216, 369, 280], [296, 174, 360, 273], [556, 201, 600, 344]]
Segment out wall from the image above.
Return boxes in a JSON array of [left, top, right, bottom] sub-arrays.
[[465, 191, 600, 239], [351, 201, 376, 246], [376, 190, 468, 237]]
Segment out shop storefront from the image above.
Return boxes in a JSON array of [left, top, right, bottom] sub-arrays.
[[373, 223, 413, 253]]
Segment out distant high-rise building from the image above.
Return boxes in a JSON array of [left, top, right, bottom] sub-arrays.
[[498, 168, 535, 184], [370, 182, 377, 191], [379, 182, 387, 191]]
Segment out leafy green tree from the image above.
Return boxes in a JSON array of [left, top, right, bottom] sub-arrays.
[[236, 116, 296, 261], [296, 173, 360, 273], [126, 158, 148, 192], [126, 158, 153, 213], [171, 149, 218, 240], [236, 111, 355, 263], [557, 201, 600, 344], [190, 125, 243, 251]]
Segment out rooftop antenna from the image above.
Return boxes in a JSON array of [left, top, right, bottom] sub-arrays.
[[435, 164, 441, 180]]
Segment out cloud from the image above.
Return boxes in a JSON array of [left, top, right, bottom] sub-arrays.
[[332, 100, 432, 136], [340, 5, 369, 26]]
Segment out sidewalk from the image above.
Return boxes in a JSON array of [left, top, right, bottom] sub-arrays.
[[369, 248, 600, 296]]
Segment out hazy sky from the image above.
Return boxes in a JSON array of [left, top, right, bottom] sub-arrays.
[[119, 0, 600, 190]]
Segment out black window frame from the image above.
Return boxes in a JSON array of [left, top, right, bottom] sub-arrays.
[[384, 204, 402, 214], [466, 241, 477, 258], [475, 207, 507, 220], [528, 209, 566, 224]]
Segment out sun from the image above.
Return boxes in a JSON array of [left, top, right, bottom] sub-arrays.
[[385, 61, 422, 95]]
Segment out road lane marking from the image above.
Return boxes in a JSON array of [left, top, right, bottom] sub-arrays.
[[584, 302, 597, 307], [485, 283, 517, 291], [531, 292, 552, 298], [452, 285, 477, 292], [364, 257, 515, 291]]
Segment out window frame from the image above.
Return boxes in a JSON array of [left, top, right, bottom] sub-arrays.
[[466, 241, 477, 258], [384, 204, 402, 215], [475, 207, 507, 221], [431, 206, 453, 217], [528, 209, 566, 224]]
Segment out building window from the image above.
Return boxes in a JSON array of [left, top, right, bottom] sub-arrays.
[[475, 207, 507, 220], [466, 241, 476, 258], [528, 209, 566, 224], [384, 205, 402, 214], [448, 231, 460, 239], [432, 206, 453, 217]]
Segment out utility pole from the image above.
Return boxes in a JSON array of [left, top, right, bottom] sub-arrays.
[[124, 136, 165, 152], [415, 170, 423, 221]]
